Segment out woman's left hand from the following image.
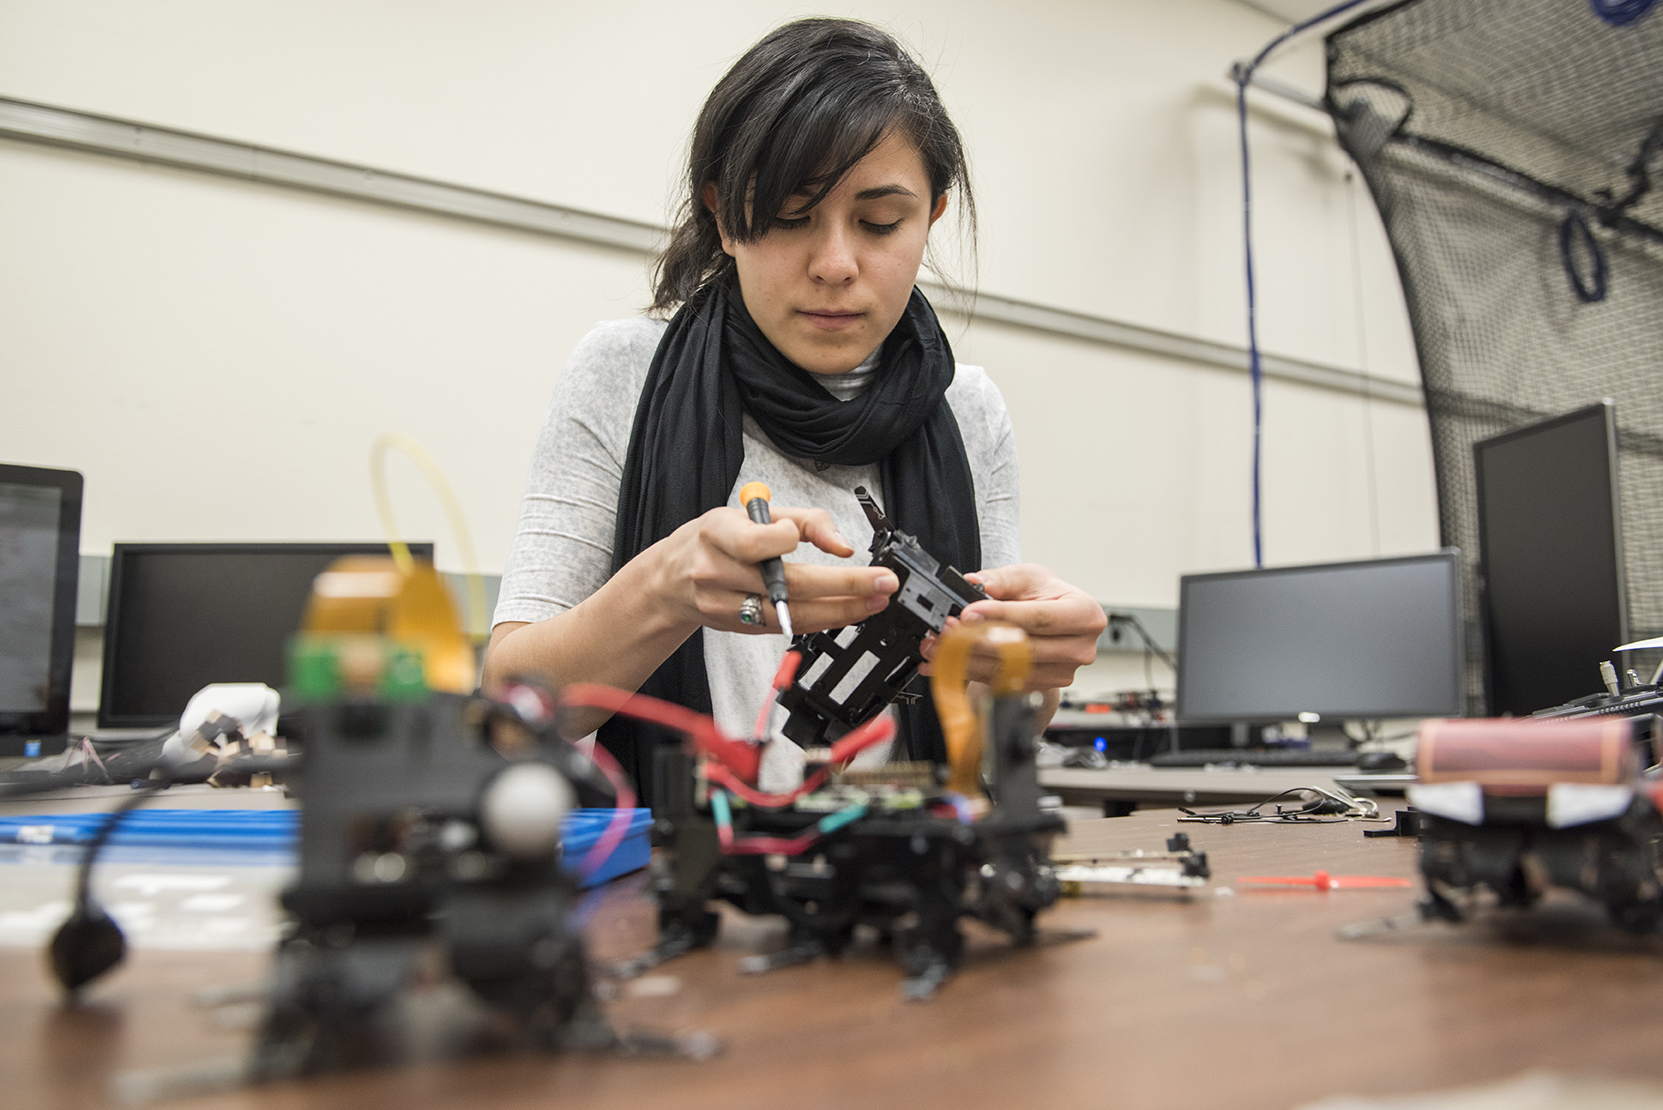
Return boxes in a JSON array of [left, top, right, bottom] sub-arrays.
[[921, 563, 1106, 691]]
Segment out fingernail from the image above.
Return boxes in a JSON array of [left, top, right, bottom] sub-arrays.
[[866, 595, 890, 612], [875, 572, 899, 594], [960, 609, 984, 623], [832, 529, 851, 549]]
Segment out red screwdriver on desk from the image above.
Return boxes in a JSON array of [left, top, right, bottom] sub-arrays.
[[1235, 870, 1411, 891]]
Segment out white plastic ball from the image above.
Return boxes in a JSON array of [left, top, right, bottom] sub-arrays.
[[479, 762, 574, 859]]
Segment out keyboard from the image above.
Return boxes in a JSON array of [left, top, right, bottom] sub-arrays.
[[1148, 748, 1359, 769]]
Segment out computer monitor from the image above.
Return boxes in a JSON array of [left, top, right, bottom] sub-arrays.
[[1175, 551, 1466, 730], [1474, 401, 1627, 717], [98, 542, 433, 728], [0, 464, 83, 752]]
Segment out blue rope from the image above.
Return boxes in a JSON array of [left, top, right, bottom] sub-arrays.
[[1236, 83, 1265, 569], [1234, 0, 1378, 568], [1588, 0, 1656, 27], [1559, 210, 1610, 302]]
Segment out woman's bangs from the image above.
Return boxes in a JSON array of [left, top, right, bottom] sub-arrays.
[[746, 91, 894, 233]]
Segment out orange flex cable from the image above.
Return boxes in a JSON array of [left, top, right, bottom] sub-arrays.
[[929, 622, 1032, 803]]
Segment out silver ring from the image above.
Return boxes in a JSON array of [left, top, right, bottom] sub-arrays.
[[738, 593, 765, 626]]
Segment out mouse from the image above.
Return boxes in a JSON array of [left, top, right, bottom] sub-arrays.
[[1356, 751, 1408, 773]]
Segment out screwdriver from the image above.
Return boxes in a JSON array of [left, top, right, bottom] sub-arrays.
[[739, 481, 793, 639]]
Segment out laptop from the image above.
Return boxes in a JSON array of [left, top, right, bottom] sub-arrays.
[[0, 464, 83, 758]]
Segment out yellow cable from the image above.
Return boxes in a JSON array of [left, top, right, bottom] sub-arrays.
[[369, 433, 488, 641], [930, 622, 1032, 803]]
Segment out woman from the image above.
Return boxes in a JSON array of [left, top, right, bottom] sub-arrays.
[[484, 18, 1104, 802]]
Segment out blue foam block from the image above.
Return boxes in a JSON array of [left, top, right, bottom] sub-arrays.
[[560, 808, 656, 886], [0, 807, 653, 888]]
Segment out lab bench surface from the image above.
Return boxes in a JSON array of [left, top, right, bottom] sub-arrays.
[[3, 805, 1662, 1109]]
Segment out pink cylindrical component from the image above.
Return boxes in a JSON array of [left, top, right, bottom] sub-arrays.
[[1417, 717, 1638, 794]]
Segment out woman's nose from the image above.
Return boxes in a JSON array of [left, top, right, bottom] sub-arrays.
[[808, 222, 858, 285]]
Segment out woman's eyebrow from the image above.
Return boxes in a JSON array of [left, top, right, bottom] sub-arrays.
[[780, 183, 917, 212], [853, 184, 918, 200]]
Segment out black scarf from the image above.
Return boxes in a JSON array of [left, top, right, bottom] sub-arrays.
[[600, 277, 979, 806]]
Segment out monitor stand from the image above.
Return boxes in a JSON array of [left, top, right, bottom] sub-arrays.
[[1305, 722, 1351, 751]]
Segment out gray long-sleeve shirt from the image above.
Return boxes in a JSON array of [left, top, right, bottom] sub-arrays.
[[494, 316, 1022, 789]]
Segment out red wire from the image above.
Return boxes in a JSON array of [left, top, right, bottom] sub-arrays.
[[827, 713, 898, 765], [723, 831, 819, 855], [560, 670, 894, 793], [752, 650, 804, 742], [578, 739, 637, 880], [708, 789, 818, 855], [701, 714, 896, 809], [705, 762, 829, 807], [559, 664, 898, 866], [560, 682, 762, 784]]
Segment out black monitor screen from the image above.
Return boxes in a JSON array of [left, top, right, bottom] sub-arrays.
[[0, 465, 82, 736], [99, 542, 433, 728], [1474, 401, 1626, 717], [1176, 552, 1465, 723]]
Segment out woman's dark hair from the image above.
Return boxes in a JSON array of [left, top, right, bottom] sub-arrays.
[[651, 18, 975, 312]]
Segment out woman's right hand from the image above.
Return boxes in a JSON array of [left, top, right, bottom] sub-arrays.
[[646, 503, 897, 635], [484, 503, 894, 712]]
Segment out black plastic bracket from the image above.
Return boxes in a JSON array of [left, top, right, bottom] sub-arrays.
[[777, 487, 985, 747]]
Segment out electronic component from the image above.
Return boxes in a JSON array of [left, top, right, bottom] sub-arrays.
[[1409, 717, 1663, 932], [596, 622, 1068, 1000], [1178, 786, 1381, 825], [1530, 661, 1663, 768], [251, 677, 690, 1080], [259, 691, 582, 1075], [777, 486, 985, 747], [296, 552, 475, 696], [46, 719, 294, 995], [1053, 832, 1211, 895], [54, 557, 692, 1091]]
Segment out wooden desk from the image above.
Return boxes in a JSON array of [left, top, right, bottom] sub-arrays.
[[5, 807, 1662, 1110]]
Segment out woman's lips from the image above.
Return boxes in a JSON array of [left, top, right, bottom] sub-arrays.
[[799, 309, 864, 329]]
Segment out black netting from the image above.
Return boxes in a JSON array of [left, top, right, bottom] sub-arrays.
[[1325, 0, 1663, 712]]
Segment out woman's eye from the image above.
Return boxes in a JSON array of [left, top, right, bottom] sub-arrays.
[[863, 220, 901, 235], [773, 216, 810, 230]]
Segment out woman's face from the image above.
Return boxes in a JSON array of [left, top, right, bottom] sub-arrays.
[[709, 131, 947, 375]]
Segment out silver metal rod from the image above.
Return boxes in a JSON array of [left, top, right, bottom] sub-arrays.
[[923, 281, 1421, 407], [0, 96, 663, 255], [1245, 72, 1326, 112]]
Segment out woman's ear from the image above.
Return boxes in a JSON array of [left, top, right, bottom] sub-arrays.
[[702, 182, 737, 257], [928, 192, 949, 227]]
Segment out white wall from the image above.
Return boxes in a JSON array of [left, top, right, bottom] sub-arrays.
[[0, 0, 1438, 626]]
